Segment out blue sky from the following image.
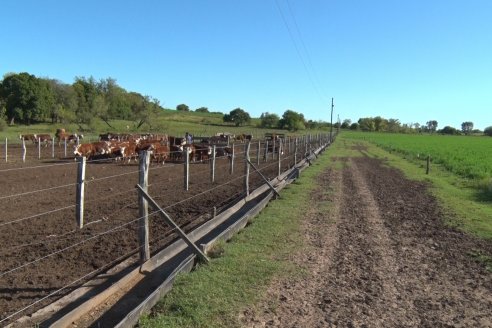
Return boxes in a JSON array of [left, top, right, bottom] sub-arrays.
[[1, 0, 491, 130]]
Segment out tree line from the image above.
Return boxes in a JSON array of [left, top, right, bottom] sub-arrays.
[[0, 72, 163, 131], [345, 116, 491, 136]]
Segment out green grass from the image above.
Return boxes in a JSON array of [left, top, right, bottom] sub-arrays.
[[138, 148, 337, 328], [337, 133, 492, 240]]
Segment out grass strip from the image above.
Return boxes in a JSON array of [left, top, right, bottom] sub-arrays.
[[138, 149, 335, 328]]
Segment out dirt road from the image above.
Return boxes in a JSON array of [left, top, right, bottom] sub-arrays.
[[242, 154, 492, 327]]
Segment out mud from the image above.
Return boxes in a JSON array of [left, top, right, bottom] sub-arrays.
[[242, 153, 492, 327]]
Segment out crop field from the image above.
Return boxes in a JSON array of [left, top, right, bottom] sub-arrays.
[[343, 131, 492, 181]]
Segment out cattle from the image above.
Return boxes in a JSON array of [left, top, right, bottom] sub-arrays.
[[73, 142, 111, 159], [168, 136, 186, 147], [235, 134, 253, 143], [151, 144, 170, 164], [33, 134, 53, 147], [169, 145, 183, 162], [19, 134, 37, 143], [193, 143, 212, 163]]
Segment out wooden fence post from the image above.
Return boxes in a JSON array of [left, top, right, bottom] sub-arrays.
[[51, 135, 55, 158], [277, 139, 282, 176], [210, 145, 216, 183], [76, 156, 86, 229], [426, 155, 431, 175], [294, 138, 298, 165], [184, 146, 190, 191], [64, 139, 67, 158], [138, 151, 151, 262], [257, 140, 260, 166], [272, 138, 276, 160], [230, 143, 235, 174], [245, 142, 251, 196], [22, 139, 26, 163], [38, 137, 41, 160], [5, 138, 7, 163], [264, 140, 268, 162]]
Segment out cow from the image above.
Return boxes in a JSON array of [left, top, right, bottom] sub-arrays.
[[169, 145, 183, 162], [168, 136, 186, 147], [19, 134, 37, 143], [35, 134, 53, 147], [235, 134, 253, 143], [193, 143, 212, 163], [73, 141, 111, 160], [151, 144, 170, 164]]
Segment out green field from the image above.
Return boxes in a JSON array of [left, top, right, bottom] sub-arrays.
[[343, 131, 492, 181]]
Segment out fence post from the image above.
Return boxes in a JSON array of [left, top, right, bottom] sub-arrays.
[[277, 139, 282, 176], [38, 137, 41, 160], [257, 140, 261, 166], [230, 143, 235, 174], [138, 151, 151, 262], [272, 138, 276, 160], [76, 156, 86, 229], [64, 139, 67, 158], [22, 139, 26, 163], [5, 138, 7, 163], [264, 140, 268, 162], [294, 138, 298, 165], [51, 135, 55, 158], [426, 155, 431, 175], [184, 146, 190, 191], [211, 145, 216, 183], [245, 142, 250, 196]]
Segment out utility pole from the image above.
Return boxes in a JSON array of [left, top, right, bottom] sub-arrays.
[[330, 97, 334, 143]]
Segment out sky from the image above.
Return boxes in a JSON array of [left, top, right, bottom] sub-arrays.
[[1, 0, 491, 130]]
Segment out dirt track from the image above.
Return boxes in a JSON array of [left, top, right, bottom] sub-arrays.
[[242, 153, 492, 327]]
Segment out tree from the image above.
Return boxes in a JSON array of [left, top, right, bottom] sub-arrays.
[[426, 120, 438, 133], [439, 126, 459, 135], [349, 122, 359, 130], [484, 126, 492, 137], [195, 107, 209, 113], [260, 112, 280, 128], [461, 121, 474, 135], [358, 118, 375, 131], [223, 108, 251, 126], [279, 110, 305, 131], [341, 119, 351, 129], [387, 118, 401, 132], [176, 104, 190, 112]]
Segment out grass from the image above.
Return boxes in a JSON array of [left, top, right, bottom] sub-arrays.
[[138, 146, 337, 328], [337, 133, 492, 240]]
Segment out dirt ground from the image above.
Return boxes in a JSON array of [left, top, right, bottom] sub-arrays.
[[0, 141, 302, 325], [241, 152, 492, 327]]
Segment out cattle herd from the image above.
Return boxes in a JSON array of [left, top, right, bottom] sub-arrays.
[[16, 130, 269, 164]]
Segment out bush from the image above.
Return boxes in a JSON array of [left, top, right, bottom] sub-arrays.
[[484, 126, 492, 137]]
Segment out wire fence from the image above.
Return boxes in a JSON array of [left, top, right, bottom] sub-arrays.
[[0, 134, 332, 324]]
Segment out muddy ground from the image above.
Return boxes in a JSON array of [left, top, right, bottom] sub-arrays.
[[0, 141, 303, 325], [242, 153, 492, 327]]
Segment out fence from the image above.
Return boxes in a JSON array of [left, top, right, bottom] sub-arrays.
[[0, 133, 333, 325]]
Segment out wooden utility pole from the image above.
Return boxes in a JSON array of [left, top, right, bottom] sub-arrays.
[[330, 97, 334, 143]]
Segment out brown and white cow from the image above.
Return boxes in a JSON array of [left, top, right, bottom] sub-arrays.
[[151, 144, 170, 164], [193, 143, 212, 163], [35, 134, 53, 147], [19, 134, 37, 143], [73, 141, 111, 159]]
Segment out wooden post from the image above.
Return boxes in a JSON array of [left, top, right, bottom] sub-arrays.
[[264, 140, 268, 162], [64, 139, 67, 158], [51, 135, 55, 158], [294, 138, 298, 165], [230, 143, 235, 174], [5, 138, 7, 163], [184, 146, 190, 191], [22, 139, 26, 163], [426, 155, 430, 175], [138, 151, 151, 262], [256, 140, 260, 166], [38, 137, 41, 159], [76, 156, 86, 229], [277, 139, 282, 176], [211, 145, 216, 183], [272, 138, 276, 160], [245, 142, 251, 196]]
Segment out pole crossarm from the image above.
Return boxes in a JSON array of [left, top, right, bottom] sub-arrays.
[[135, 184, 209, 263], [245, 159, 281, 198]]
